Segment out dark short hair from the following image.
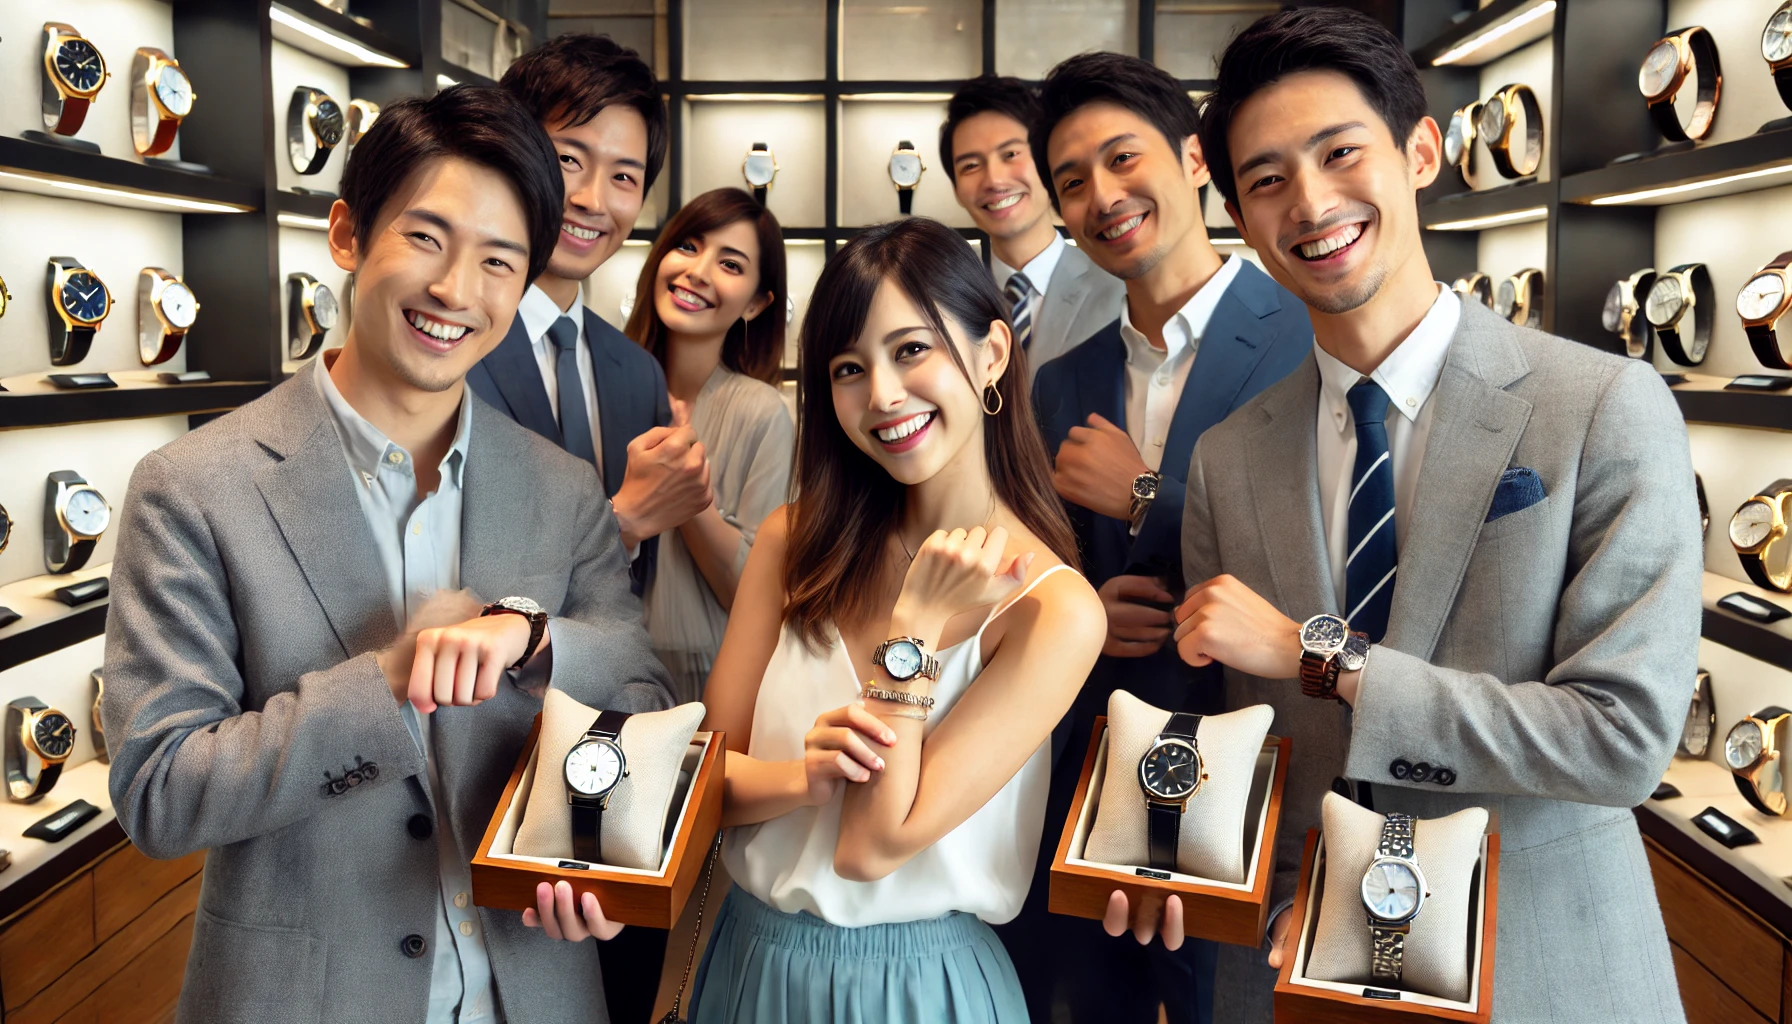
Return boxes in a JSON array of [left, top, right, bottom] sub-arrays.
[[1200, 7, 1428, 206], [1033, 52, 1202, 210], [500, 33, 668, 190], [340, 85, 562, 283], [940, 76, 1040, 183]]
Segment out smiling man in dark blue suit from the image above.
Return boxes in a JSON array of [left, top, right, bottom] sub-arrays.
[[1002, 52, 1312, 1024]]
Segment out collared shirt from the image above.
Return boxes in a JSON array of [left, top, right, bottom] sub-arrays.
[[314, 357, 499, 1024], [991, 231, 1068, 304], [518, 282, 604, 477], [1117, 254, 1245, 476], [1313, 285, 1461, 611]]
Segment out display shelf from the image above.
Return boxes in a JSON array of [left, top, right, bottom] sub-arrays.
[[0, 379, 266, 431], [1700, 571, 1792, 673], [440, 60, 497, 88], [1560, 130, 1792, 207], [0, 566, 111, 676], [1635, 756, 1792, 942], [1408, 0, 1557, 69], [269, 1, 419, 70], [0, 136, 259, 215], [1420, 179, 1553, 230], [1672, 375, 1792, 432], [0, 760, 124, 925]]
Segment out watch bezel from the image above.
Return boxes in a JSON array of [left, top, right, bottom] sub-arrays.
[[1132, 472, 1160, 502], [1137, 735, 1205, 802], [1767, 4, 1792, 67], [1730, 494, 1784, 555], [879, 638, 924, 681], [47, 32, 108, 101], [564, 735, 627, 798], [1360, 853, 1428, 926], [57, 483, 110, 541], [1726, 716, 1773, 772], [742, 146, 778, 187], [55, 265, 112, 328], [1298, 613, 1349, 658], [1738, 268, 1792, 328], [1638, 35, 1691, 104]]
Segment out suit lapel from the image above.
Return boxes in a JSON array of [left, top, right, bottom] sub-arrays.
[[586, 309, 635, 496], [1244, 357, 1336, 618], [1162, 262, 1282, 479], [1383, 305, 1532, 661], [484, 317, 560, 443], [1041, 249, 1094, 359]]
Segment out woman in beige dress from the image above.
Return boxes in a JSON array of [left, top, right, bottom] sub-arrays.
[[625, 187, 795, 702]]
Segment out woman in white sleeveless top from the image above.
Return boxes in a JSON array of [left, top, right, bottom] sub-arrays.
[[689, 218, 1105, 1023]]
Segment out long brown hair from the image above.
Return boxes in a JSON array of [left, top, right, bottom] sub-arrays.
[[783, 217, 1078, 648], [624, 187, 786, 385]]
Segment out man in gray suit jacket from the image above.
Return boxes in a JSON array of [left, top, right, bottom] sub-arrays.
[[104, 88, 672, 1024], [943, 76, 1124, 378], [1129, 11, 1695, 1023]]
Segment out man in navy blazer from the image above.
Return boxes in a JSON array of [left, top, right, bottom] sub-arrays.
[[471, 35, 713, 605], [1000, 53, 1312, 1024]]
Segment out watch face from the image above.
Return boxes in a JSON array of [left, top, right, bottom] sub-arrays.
[[1361, 858, 1423, 923], [313, 285, 340, 330], [312, 97, 346, 147], [1739, 272, 1787, 322], [32, 712, 76, 760], [889, 152, 923, 188], [1139, 738, 1202, 800], [1444, 113, 1466, 166], [155, 64, 194, 117], [1646, 275, 1685, 327], [881, 639, 922, 679], [1475, 100, 1505, 143], [744, 152, 776, 187], [1299, 614, 1347, 655], [160, 282, 198, 329], [1682, 675, 1712, 757], [63, 486, 110, 537], [56, 39, 105, 93], [60, 271, 108, 323], [564, 738, 624, 797], [1640, 40, 1680, 97], [1765, 10, 1792, 63], [1731, 498, 1775, 549], [1496, 278, 1517, 319], [0, 505, 10, 553], [1602, 281, 1627, 334], [1726, 718, 1766, 770]]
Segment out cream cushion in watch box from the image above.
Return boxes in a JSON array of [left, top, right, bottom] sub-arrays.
[[1083, 690, 1273, 883], [513, 689, 703, 869], [1306, 792, 1488, 1002]]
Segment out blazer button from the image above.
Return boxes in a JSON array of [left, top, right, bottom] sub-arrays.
[[1409, 762, 1433, 783], [1389, 758, 1412, 780], [408, 814, 433, 840], [401, 934, 428, 959], [1434, 768, 1457, 786]]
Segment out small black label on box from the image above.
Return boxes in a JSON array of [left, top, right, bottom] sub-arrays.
[[46, 373, 116, 390], [1727, 374, 1792, 391], [556, 860, 590, 870], [1134, 867, 1171, 880], [24, 800, 100, 842], [1362, 988, 1402, 1001], [1693, 807, 1759, 849], [54, 578, 109, 607], [1717, 592, 1791, 623]]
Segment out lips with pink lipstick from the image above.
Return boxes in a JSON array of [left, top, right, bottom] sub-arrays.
[[871, 410, 936, 453], [667, 283, 712, 313]]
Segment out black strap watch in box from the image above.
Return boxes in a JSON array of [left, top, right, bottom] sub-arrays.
[[1138, 712, 1205, 872], [564, 710, 631, 863]]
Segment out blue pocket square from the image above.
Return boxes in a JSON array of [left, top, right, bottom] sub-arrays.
[[1486, 467, 1546, 522]]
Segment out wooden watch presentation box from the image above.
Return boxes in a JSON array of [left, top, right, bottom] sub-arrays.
[[1048, 717, 1290, 947], [1274, 828, 1499, 1023], [471, 716, 724, 929]]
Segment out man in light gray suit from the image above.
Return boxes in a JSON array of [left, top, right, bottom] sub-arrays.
[[1108, 10, 1696, 1023], [104, 87, 672, 1023], [943, 76, 1124, 378]]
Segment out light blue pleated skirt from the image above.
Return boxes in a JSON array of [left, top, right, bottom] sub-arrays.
[[687, 885, 1030, 1024]]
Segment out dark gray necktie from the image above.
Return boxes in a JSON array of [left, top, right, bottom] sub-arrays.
[[548, 315, 597, 466], [1004, 272, 1034, 351]]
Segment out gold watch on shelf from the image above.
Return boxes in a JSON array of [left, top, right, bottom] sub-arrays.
[[6, 698, 75, 804], [1451, 272, 1493, 309], [1730, 479, 1792, 592], [1495, 268, 1543, 328], [1474, 84, 1541, 179], [1639, 27, 1721, 143], [345, 98, 380, 157], [130, 47, 193, 157], [138, 267, 199, 366], [1738, 250, 1792, 370], [1443, 100, 1480, 182], [1726, 706, 1792, 817], [888, 140, 925, 216], [42, 22, 108, 137], [1766, 2, 1792, 112], [288, 272, 338, 360], [1603, 267, 1657, 359], [1644, 263, 1713, 366]]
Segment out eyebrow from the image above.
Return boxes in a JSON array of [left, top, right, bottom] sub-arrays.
[[718, 245, 753, 263], [406, 208, 528, 257], [955, 137, 1027, 165], [1051, 132, 1138, 181], [1234, 121, 1370, 180], [881, 325, 933, 345]]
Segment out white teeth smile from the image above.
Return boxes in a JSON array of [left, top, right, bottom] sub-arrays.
[[1298, 223, 1363, 260], [1100, 214, 1144, 240], [875, 412, 934, 443], [985, 194, 1023, 211], [671, 286, 711, 309], [408, 311, 470, 342], [563, 222, 602, 241]]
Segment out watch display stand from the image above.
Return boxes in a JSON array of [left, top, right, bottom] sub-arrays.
[[290, 186, 338, 199], [1274, 820, 1499, 1023], [143, 156, 214, 176], [19, 131, 100, 155], [1611, 138, 1697, 165], [1049, 712, 1290, 947], [1759, 115, 1792, 135], [472, 706, 723, 929]]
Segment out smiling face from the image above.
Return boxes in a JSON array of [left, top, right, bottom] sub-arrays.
[[827, 278, 1010, 487], [651, 218, 772, 342], [328, 155, 532, 395], [543, 104, 649, 285], [1047, 102, 1209, 282], [951, 111, 1052, 243], [1225, 70, 1440, 317]]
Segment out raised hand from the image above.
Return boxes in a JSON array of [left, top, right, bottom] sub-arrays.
[[892, 526, 1034, 637]]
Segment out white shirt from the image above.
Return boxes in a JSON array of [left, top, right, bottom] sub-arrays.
[[314, 357, 500, 1024], [518, 283, 604, 477], [1118, 255, 1244, 476], [1313, 286, 1460, 611], [991, 231, 1067, 303]]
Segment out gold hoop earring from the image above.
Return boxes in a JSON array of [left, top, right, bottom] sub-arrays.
[[982, 383, 1003, 416]]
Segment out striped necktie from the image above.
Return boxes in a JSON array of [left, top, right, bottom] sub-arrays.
[[1345, 379, 1397, 642], [1004, 272, 1033, 352]]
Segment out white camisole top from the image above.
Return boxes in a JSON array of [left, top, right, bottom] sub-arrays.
[[723, 564, 1078, 928]]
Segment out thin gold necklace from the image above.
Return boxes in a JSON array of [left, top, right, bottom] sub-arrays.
[[896, 496, 998, 562]]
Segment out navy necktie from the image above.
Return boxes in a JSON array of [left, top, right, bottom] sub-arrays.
[[548, 316, 597, 466], [1004, 273, 1033, 351], [1345, 379, 1397, 642]]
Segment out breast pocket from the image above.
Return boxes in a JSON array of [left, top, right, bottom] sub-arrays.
[[1477, 494, 1552, 542]]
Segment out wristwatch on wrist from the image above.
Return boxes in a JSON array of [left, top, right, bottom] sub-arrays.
[[888, 140, 925, 216], [288, 272, 339, 360], [1645, 263, 1713, 366], [480, 596, 548, 669], [1739, 251, 1792, 370], [1362, 812, 1428, 985], [1766, 3, 1792, 111], [1603, 267, 1657, 359], [42, 23, 108, 137], [1730, 479, 1792, 592], [130, 47, 193, 156], [288, 86, 346, 175], [1451, 272, 1492, 309], [1297, 614, 1369, 701], [47, 257, 110, 366], [1474, 84, 1542, 179], [345, 98, 380, 157], [564, 710, 631, 863], [743, 142, 777, 206], [1640, 27, 1721, 143], [1680, 669, 1714, 760], [1726, 706, 1792, 817], [7, 698, 76, 804], [1138, 712, 1206, 872], [91, 669, 108, 766], [872, 636, 940, 683], [1495, 268, 1543, 328], [138, 267, 199, 366], [1129, 471, 1162, 531], [45, 470, 109, 575], [1443, 101, 1480, 182]]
